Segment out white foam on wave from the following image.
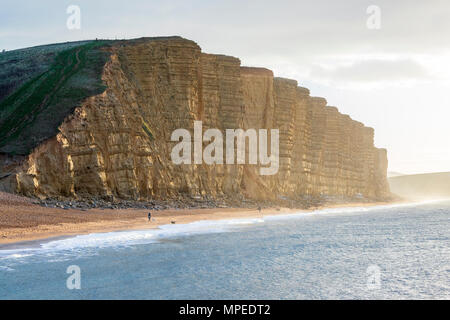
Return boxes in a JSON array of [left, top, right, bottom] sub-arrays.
[[0, 216, 267, 260], [6, 253, 33, 258], [0, 199, 447, 261], [265, 199, 448, 222], [41, 217, 265, 251]]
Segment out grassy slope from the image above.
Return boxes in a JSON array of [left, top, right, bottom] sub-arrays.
[[0, 41, 113, 155], [0, 41, 93, 103]]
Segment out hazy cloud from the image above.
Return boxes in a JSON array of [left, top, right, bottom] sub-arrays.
[[310, 59, 434, 85]]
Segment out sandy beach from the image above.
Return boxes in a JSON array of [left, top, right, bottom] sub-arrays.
[[0, 191, 391, 246]]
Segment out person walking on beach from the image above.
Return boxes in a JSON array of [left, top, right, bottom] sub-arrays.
[[148, 211, 152, 222]]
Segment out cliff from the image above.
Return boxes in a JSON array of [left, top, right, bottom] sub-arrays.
[[0, 37, 390, 202]]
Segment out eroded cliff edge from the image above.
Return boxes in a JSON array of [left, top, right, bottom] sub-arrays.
[[0, 37, 390, 203]]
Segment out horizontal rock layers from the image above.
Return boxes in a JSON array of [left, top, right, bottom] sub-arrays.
[[0, 38, 390, 201]]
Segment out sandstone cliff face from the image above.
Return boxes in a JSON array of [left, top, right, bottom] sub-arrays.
[[0, 38, 390, 201]]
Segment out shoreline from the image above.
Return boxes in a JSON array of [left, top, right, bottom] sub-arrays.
[[0, 199, 394, 247]]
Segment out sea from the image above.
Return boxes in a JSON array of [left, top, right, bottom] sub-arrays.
[[0, 200, 449, 299]]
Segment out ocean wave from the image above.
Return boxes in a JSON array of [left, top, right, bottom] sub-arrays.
[[0, 265, 15, 272], [0, 217, 267, 260]]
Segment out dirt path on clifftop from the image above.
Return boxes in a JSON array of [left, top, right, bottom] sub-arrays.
[[34, 48, 82, 116], [0, 47, 84, 146]]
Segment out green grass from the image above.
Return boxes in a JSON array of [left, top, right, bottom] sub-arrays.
[[0, 41, 113, 155], [0, 40, 93, 103]]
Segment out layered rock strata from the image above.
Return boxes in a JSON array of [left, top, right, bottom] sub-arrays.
[[0, 38, 390, 201]]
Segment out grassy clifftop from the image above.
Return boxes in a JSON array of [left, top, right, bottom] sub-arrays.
[[0, 40, 112, 155], [0, 40, 94, 103]]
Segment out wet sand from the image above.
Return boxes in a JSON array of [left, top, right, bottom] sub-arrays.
[[0, 191, 390, 246]]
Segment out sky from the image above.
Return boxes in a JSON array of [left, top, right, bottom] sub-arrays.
[[1, 0, 449, 174]]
